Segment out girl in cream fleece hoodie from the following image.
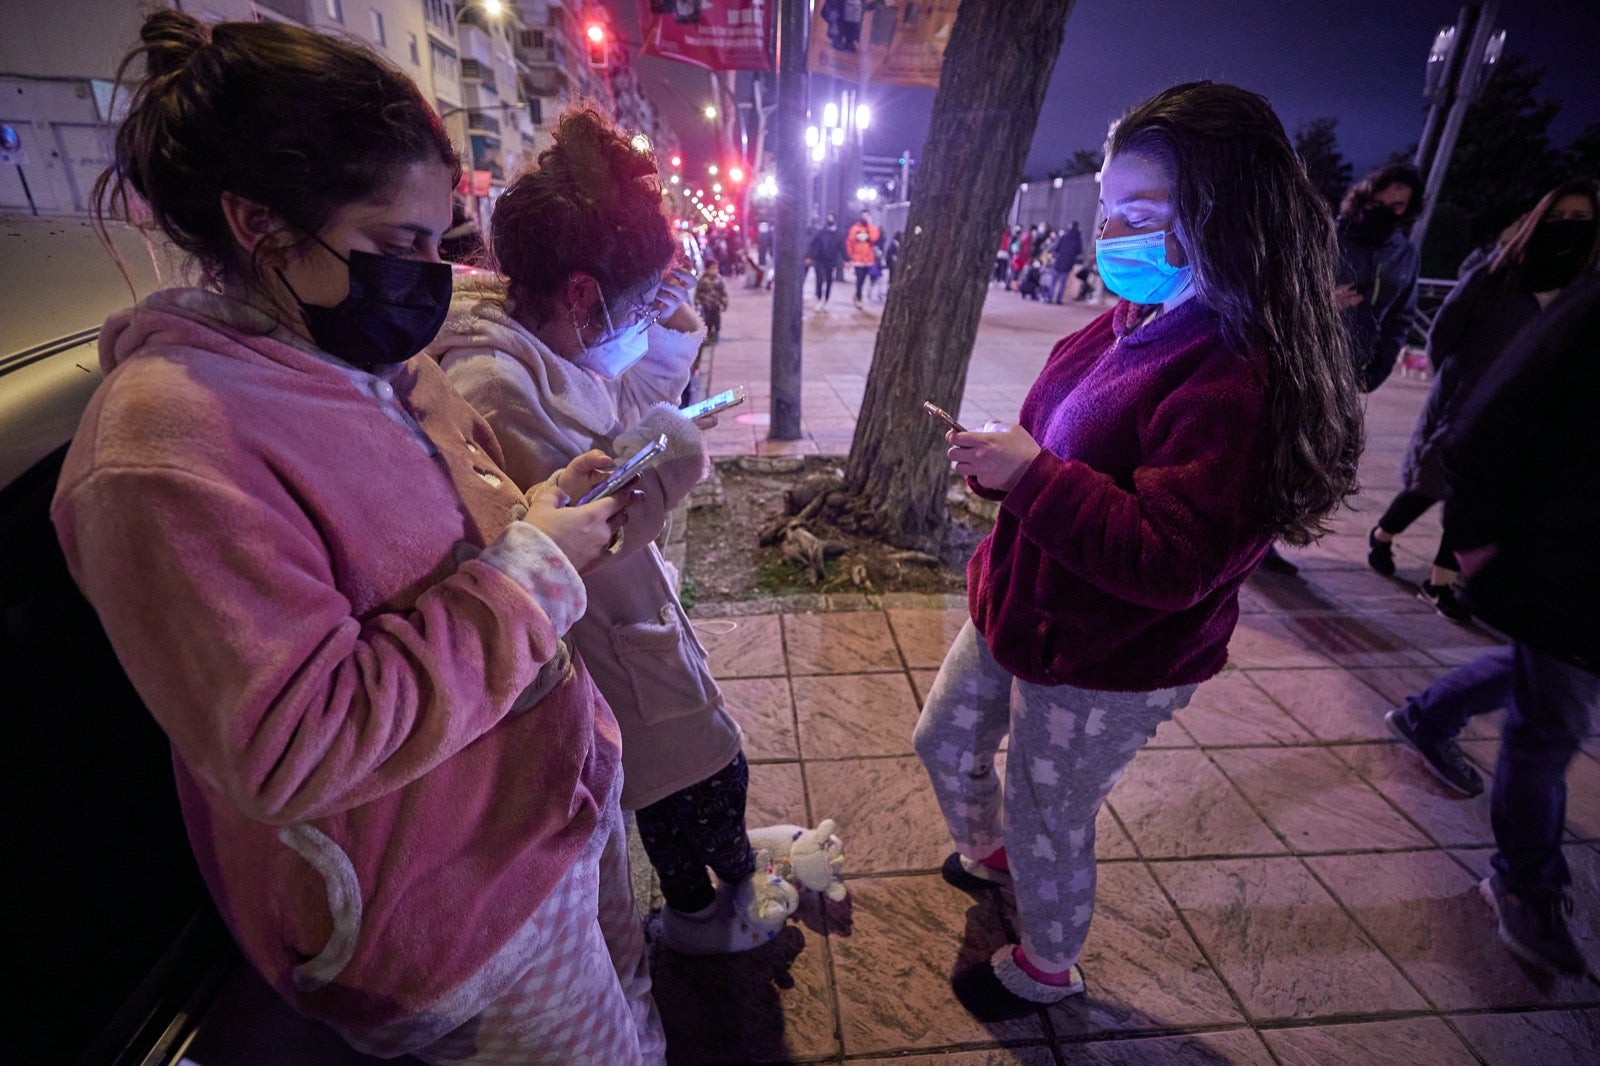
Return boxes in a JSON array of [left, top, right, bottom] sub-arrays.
[[432, 108, 791, 955]]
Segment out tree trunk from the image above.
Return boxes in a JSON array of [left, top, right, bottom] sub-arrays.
[[842, 0, 1075, 550]]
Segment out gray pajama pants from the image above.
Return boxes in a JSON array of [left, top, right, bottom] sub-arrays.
[[913, 620, 1194, 973]]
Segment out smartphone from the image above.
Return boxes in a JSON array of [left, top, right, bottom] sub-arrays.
[[922, 401, 966, 434], [575, 434, 668, 506], [681, 385, 747, 421]]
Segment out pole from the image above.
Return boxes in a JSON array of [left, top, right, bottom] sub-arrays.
[[770, 0, 809, 441], [1414, 7, 1471, 178], [1412, 1, 1499, 254]]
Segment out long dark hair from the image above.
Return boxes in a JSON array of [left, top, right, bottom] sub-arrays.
[[1108, 82, 1363, 546], [92, 10, 459, 289], [490, 107, 675, 323], [1339, 162, 1425, 224], [1488, 176, 1600, 281]]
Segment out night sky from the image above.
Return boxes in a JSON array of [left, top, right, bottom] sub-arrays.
[[621, 0, 1600, 184]]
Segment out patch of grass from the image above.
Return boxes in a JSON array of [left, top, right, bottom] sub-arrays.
[[754, 558, 821, 598], [678, 572, 698, 611]]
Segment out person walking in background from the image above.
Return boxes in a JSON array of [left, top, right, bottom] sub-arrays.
[[55, 13, 659, 1062], [1050, 220, 1084, 304], [695, 257, 730, 342], [914, 81, 1362, 1021], [431, 108, 797, 960], [1390, 269, 1600, 978], [1336, 163, 1424, 392], [805, 213, 846, 309], [847, 208, 881, 308], [1369, 178, 1599, 624], [884, 229, 902, 295]]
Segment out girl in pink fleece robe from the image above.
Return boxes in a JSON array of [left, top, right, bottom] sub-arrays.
[[51, 13, 662, 1063]]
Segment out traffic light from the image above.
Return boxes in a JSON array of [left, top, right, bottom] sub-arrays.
[[669, 154, 682, 168], [584, 22, 607, 67]]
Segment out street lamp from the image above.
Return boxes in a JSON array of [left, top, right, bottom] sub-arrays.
[[703, 104, 719, 121], [454, 0, 502, 27]]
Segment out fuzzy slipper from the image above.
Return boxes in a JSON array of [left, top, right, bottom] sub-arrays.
[[940, 851, 1012, 893], [951, 946, 1084, 1021], [656, 869, 797, 956]]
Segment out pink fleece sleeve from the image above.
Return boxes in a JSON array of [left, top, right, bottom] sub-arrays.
[[54, 465, 583, 825], [1001, 359, 1267, 611]]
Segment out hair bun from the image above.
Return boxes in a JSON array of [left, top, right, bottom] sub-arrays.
[[140, 9, 210, 80]]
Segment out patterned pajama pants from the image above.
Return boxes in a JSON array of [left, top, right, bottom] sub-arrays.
[[414, 792, 667, 1065], [913, 620, 1194, 973]]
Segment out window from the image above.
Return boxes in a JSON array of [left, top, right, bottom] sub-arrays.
[[409, 32, 420, 65], [370, 9, 386, 46], [325, 0, 343, 22]]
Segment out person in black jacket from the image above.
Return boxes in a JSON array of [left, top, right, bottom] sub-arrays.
[[1336, 163, 1424, 393], [804, 213, 846, 309], [1368, 179, 1600, 622], [1386, 267, 1600, 979]]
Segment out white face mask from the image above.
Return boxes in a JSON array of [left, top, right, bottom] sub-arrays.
[[572, 320, 649, 378], [570, 284, 654, 379]]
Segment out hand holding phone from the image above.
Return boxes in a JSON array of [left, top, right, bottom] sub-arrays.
[[922, 401, 966, 434], [681, 385, 747, 421], [575, 434, 668, 506]]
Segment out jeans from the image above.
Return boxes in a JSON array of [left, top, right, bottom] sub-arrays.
[[1048, 267, 1070, 303], [854, 265, 871, 300], [813, 264, 834, 302], [1378, 488, 1464, 570], [1489, 643, 1599, 898]]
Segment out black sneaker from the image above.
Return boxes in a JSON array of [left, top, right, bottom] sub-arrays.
[[1368, 527, 1396, 576], [1418, 581, 1472, 624], [940, 851, 1011, 893], [1480, 873, 1589, 977], [1385, 706, 1484, 796]]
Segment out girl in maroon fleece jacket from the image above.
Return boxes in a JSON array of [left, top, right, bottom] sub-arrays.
[[913, 82, 1364, 1021]]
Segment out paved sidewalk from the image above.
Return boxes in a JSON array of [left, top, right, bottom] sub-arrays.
[[648, 276, 1600, 1064]]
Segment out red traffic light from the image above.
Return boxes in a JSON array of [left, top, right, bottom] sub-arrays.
[[584, 22, 606, 66], [669, 155, 682, 168]]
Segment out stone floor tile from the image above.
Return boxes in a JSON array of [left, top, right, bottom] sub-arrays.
[[651, 926, 839, 1064], [1176, 669, 1314, 747], [696, 614, 786, 678], [1108, 749, 1286, 859], [1449, 1008, 1600, 1065], [1054, 1029, 1274, 1064], [804, 756, 952, 876], [1247, 667, 1395, 742], [747, 760, 807, 828], [1096, 805, 1137, 860], [1261, 1016, 1478, 1065], [1043, 862, 1244, 1039], [829, 875, 1046, 1054], [909, 668, 941, 706], [886, 608, 970, 670], [783, 611, 903, 674], [1451, 845, 1600, 973], [793, 672, 921, 758], [1239, 573, 1344, 615], [722, 677, 798, 760], [1152, 856, 1429, 1020], [1346, 663, 1452, 707], [1307, 851, 1595, 1010], [1226, 618, 1338, 669], [849, 1048, 1056, 1066], [1296, 568, 1435, 615], [1211, 746, 1430, 852], [1364, 609, 1504, 661], [1330, 743, 1495, 848], [1147, 717, 1196, 748], [1284, 613, 1439, 668]]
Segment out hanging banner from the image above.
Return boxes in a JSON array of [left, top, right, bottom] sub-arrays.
[[808, 1, 960, 88], [873, 0, 960, 88], [638, 0, 773, 72]]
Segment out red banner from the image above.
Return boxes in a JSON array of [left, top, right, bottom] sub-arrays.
[[638, 0, 772, 72]]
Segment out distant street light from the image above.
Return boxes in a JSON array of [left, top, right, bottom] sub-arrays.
[[708, 163, 719, 175], [855, 104, 871, 130], [703, 104, 719, 120], [631, 133, 652, 153]]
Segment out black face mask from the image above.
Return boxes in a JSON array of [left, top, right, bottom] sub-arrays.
[[1523, 218, 1597, 292], [278, 239, 453, 371], [1349, 205, 1401, 246]]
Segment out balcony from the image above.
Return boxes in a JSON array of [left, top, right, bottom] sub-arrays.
[[460, 58, 498, 94], [465, 109, 502, 136]]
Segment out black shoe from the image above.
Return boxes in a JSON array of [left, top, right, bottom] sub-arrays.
[[940, 851, 1010, 893], [1385, 707, 1484, 796], [1418, 581, 1472, 623], [1481, 873, 1588, 977], [1258, 545, 1299, 576], [1368, 527, 1396, 576]]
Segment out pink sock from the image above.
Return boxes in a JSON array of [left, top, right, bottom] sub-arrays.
[[978, 846, 1010, 872], [1013, 946, 1076, 986]]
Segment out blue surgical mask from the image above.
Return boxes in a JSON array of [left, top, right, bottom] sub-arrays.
[[1095, 230, 1192, 305]]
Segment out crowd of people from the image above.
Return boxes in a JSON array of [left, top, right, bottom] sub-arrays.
[[56, 11, 1595, 1063], [803, 209, 901, 310]]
